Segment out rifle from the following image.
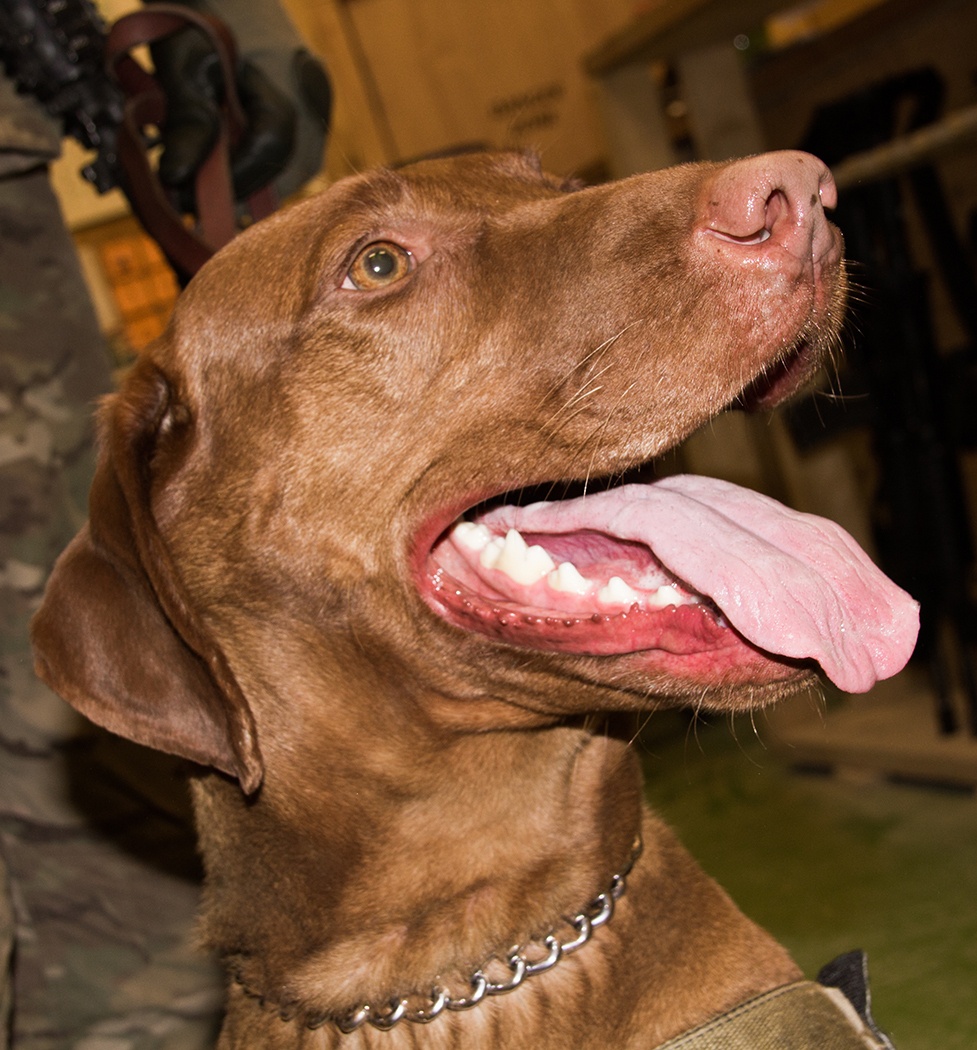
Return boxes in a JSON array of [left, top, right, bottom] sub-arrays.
[[0, 0, 123, 191], [0, 0, 276, 280]]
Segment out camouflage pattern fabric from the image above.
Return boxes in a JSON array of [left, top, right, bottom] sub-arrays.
[[1, 76, 223, 1049], [1, 850, 13, 1047], [0, 77, 59, 178]]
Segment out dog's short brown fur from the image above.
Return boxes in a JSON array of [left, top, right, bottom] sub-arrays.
[[33, 150, 849, 1047]]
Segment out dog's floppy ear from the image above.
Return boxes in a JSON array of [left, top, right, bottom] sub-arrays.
[[31, 358, 263, 794]]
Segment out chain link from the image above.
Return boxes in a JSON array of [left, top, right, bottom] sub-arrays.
[[327, 838, 642, 1034]]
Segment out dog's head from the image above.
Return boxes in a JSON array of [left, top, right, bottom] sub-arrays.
[[31, 151, 917, 792]]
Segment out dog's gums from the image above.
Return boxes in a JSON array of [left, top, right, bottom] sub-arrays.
[[423, 476, 920, 694]]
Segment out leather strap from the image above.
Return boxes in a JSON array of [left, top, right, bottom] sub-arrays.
[[103, 4, 277, 281]]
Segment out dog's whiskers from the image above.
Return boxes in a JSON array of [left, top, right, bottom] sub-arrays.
[[562, 378, 608, 410], [573, 380, 641, 494], [627, 710, 656, 749], [537, 320, 644, 424]]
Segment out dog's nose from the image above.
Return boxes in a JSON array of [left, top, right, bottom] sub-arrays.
[[698, 151, 840, 269]]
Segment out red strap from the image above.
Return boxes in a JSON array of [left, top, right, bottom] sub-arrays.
[[104, 4, 278, 280]]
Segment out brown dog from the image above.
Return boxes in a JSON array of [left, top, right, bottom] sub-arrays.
[[32, 150, 918, 1047]]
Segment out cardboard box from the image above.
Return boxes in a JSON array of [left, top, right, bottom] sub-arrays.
[[332, 0, 637, 175]]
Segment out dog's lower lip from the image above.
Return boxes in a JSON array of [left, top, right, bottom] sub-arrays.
[[429, 564, 730, 648], [414, 468, 776, 676], [417, 507, 778, 680], [737, 338, 818, 411], [421, 559, 799, 686]]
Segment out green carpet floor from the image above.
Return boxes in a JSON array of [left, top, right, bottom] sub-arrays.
[[638, 712, 977, 1050]]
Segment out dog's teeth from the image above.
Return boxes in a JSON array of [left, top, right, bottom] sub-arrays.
[[548, 561, 591, 595], [597, 576, 639, 605], [525, 546, 554, 579], [479, 536, 506, 569], [456, 520, 704, 611], [647, 584, 684, 608], [452, 521, 492, 552], [523, 544, 557, 581], [488, 528, 526, 573], [492, 529, 555, 584]]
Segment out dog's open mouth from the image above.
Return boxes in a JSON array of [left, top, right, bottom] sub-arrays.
[[421, 472, 919, 694], [419, 285, 917, 695]]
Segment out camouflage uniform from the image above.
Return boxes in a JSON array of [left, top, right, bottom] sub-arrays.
[[0, 74, 223, 1049], [1, 0, 330, 1038]]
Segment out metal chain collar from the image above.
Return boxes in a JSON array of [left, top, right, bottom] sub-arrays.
[[305, 838, 643, 1035]]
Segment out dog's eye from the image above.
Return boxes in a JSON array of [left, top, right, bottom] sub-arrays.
[[342, 242, 414, 290]]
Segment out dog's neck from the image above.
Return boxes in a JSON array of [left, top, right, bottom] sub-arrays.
[[276, 836, 642, 1036], [191, 709, 646, 1034], [199, 785, 800, 1049], [188, 642, 799, 1048]]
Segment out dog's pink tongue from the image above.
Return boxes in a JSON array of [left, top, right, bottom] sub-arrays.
[[488, 476, 919, 693]]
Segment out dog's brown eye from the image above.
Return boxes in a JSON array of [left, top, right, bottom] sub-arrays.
[[343, 242, 414, 290]]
